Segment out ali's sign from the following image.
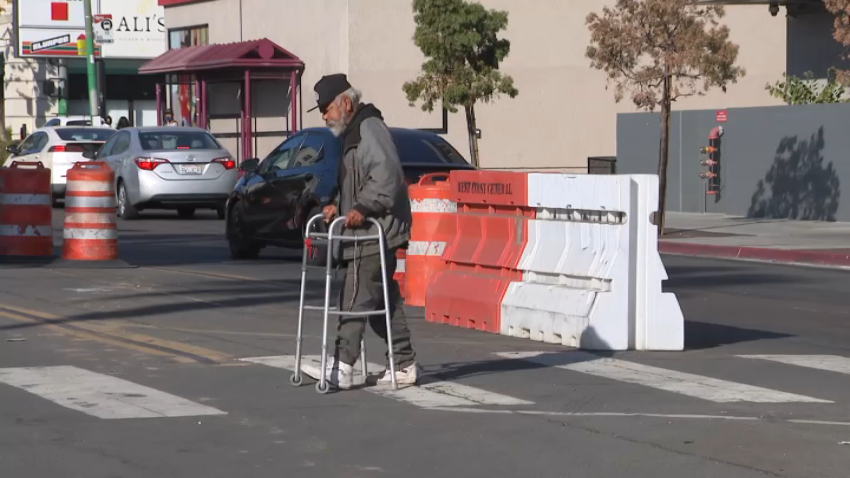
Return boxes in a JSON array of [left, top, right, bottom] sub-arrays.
[[97, 0, 166, 59]]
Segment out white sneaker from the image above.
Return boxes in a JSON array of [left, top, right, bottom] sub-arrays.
[[328, 361, 355, 390], [378, 362, 421, 386], [302, 356, 355, 390]]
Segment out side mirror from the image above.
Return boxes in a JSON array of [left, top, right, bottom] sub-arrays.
[[82, 149, 97, 160], [6, 144, 19, 155], [240, 158, 259, 173]]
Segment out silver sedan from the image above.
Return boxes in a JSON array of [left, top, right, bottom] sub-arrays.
[[86, 127, 238, 220]]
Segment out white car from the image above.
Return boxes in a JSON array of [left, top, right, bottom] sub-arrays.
[[6, 126, 117, 204], [43, 116, 113, 128]]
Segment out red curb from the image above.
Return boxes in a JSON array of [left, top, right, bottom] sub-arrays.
[[659, 241, 850, 268]]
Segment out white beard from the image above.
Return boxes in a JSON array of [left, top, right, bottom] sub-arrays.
[[329, 121, 346, 137], [326, 112, 351, 137]]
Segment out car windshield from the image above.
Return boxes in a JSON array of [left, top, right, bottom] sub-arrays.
[[139, 131, 221, 151], [66, 120, 92, 126], [55, 128, 115, 141], [393, 134, 469, 165]]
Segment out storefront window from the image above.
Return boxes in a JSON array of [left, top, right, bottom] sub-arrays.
[[166, 26, 209, 127]]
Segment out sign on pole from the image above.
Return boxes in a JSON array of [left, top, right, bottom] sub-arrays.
[[94, 14, 114, 44], [15, 0, 165, 59]]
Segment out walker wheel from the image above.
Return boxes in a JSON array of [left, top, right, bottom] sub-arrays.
[[315, 381, 330, 394], [289, 373, 303, 387]]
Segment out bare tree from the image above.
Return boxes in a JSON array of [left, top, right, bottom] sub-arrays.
[[586, 0, 745, 235]]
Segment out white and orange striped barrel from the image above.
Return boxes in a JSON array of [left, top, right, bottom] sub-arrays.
[[406, 173, 456, 307], [0, 161, 53, 257], [394, 248, 407, 300], [61, 162, 118, 261]]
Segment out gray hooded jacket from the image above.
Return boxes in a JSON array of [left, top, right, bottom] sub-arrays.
[[331, 104, 411, 261]]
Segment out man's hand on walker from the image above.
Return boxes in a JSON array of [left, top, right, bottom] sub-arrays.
[[322, 205, 338, 223], [345, 209, 365, 227]]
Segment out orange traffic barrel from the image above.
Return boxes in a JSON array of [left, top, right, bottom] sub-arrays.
[[405, 173, 456, 307], [394, 248, 407, 300], [61, 162, 119, 262], [0, 161, 54, 260]]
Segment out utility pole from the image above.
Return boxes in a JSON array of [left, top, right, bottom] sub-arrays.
[[83, 0, 98, 120]]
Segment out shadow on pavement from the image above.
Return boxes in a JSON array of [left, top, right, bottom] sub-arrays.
[[664, 264, 743, 276], [664, 265, 799, 289], [0, 279, 332, 332], [684, 320, 792, 350]]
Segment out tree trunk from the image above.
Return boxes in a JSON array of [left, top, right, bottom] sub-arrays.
[[657, 64, 672, 237], [464, 104, 480, 168]]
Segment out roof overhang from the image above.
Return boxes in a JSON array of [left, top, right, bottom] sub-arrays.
[[139, 38, 304, 76]]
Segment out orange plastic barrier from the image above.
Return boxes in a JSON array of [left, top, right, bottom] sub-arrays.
[[424, 171, 533, 333], [0, 161, 53, 258], [405, 173, 456, 307], [62, 162, 118, 261]]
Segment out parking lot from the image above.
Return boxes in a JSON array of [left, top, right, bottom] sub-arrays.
[[2, 207, 850, 477]]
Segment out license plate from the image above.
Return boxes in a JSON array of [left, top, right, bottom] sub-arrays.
[[179, 164, 203, 175]]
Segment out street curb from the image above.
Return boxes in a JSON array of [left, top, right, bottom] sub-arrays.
[[659, 241, 850, 269]]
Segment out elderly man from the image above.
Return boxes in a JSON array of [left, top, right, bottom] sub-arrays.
[[305, 73, 419, 389]]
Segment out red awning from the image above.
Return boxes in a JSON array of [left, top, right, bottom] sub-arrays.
[[139, 38, 304, 75]]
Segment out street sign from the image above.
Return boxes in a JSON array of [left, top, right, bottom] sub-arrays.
[[94, 14, 114, 44], [716, 110, 728, 123]]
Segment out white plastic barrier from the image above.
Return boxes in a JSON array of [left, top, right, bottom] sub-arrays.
[[499, 173, 684, 351]]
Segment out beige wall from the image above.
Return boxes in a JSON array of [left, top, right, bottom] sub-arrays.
[[1, 11, 61, 139], [165, 0, 787, 170]]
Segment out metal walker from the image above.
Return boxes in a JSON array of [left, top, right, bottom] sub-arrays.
[[289, 214, 398, 393]]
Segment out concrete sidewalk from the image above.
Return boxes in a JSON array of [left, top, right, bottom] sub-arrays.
[[660, 212, 850, 268]]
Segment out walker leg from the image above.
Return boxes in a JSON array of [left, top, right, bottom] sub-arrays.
[[317, 254, 334, 394], [291, 244, 310, 387], [316, 221, 340, 394], [378, 242, 397, 391], [360, 338, 367, 384]]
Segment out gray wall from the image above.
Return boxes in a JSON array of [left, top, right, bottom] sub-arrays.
[[617, 103, 849, 221], [787, 10, 849, 79]]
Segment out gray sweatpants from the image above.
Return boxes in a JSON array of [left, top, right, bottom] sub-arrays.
[[334, 247, 416, 368]]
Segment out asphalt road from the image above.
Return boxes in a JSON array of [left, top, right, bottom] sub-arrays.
[[2, 208, 850, 477]]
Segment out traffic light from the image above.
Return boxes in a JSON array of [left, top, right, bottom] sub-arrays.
[[699, 133, 721, 195]]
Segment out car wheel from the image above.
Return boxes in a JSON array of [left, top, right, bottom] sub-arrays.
[[304, 206, 329, 267], [227, 202, 261, 260], [177, 207, 196, 219], [117, 182, 139, 220]]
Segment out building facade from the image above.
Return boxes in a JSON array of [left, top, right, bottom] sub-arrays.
[[3, 0, 167, 140], [163, 0, 825, 171]]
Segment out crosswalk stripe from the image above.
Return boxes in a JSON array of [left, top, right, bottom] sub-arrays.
[[738, 355, 850, 375], [239, 355, 532, 407], [0, 366, 227, 419], [419, 379, 533, 406], [494, 351, 832, 404]]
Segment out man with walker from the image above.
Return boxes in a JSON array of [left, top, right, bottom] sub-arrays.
[[303, 73, 420, 390]]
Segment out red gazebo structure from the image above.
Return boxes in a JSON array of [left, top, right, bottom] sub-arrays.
[[139, 38, 305, 162]]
